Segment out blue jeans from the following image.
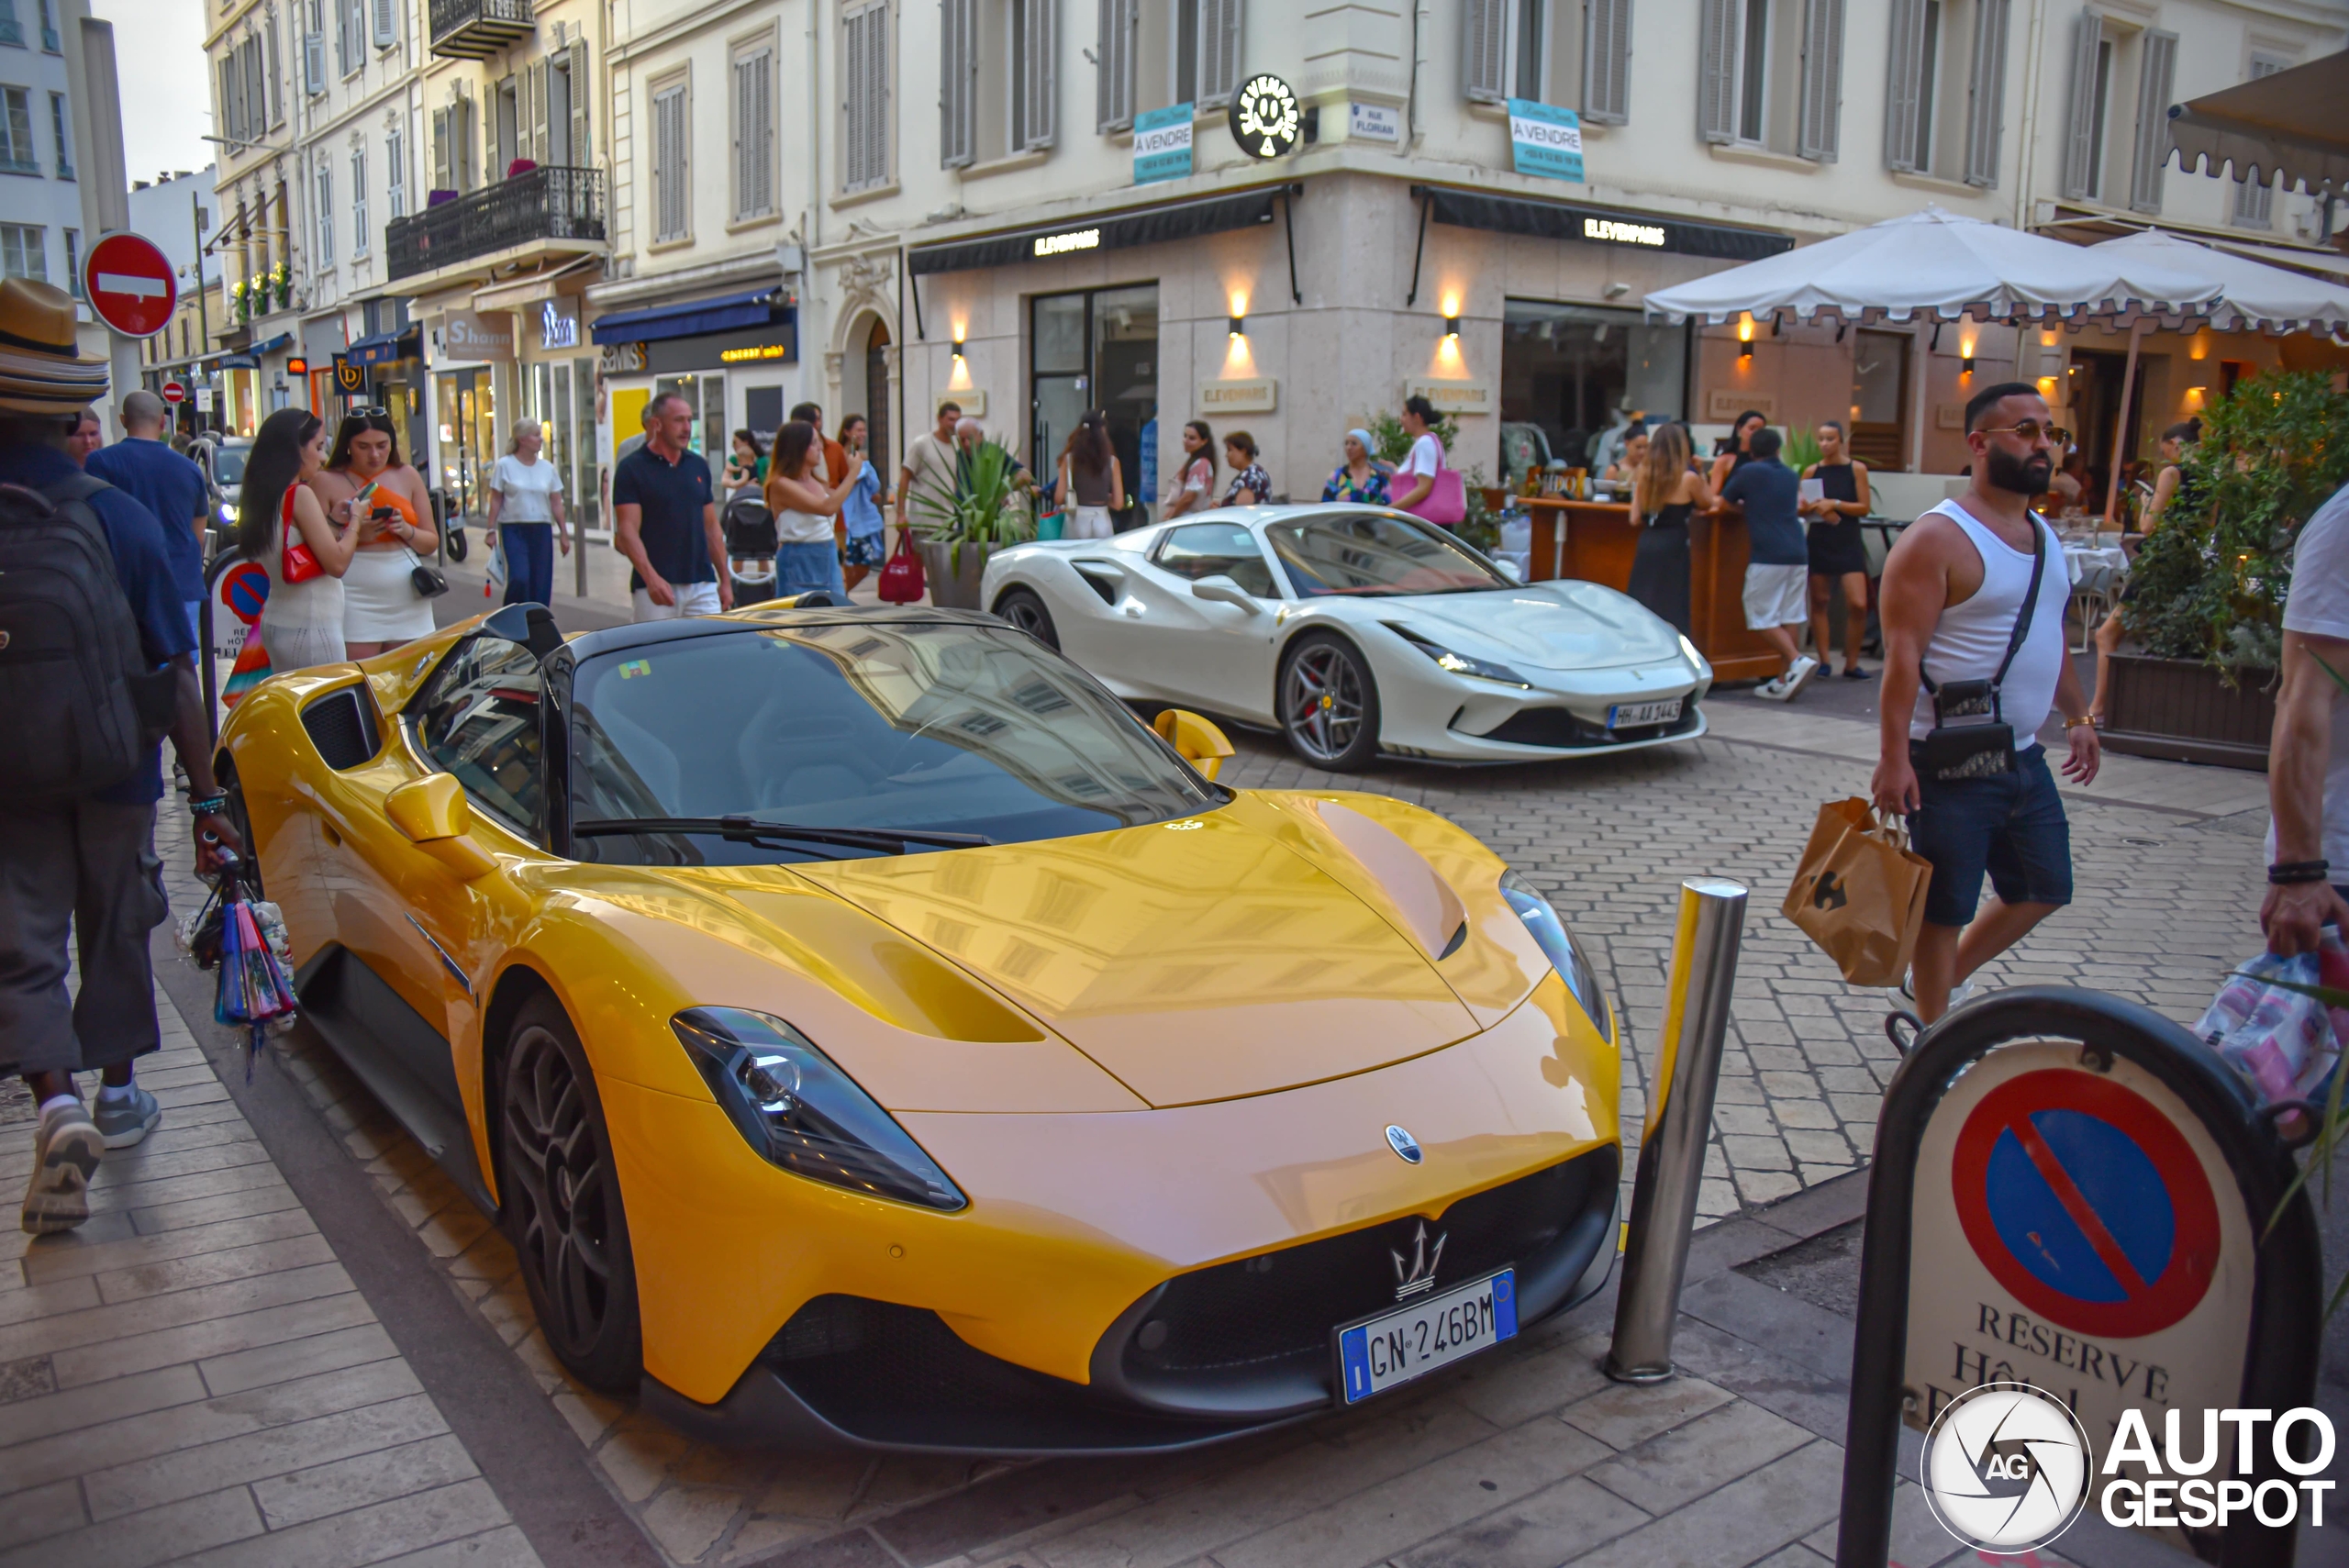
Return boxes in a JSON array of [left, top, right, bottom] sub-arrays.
[[1909, 743, 2074, 927], [501, 523, 554, 606], [775, 539, 845, 600]]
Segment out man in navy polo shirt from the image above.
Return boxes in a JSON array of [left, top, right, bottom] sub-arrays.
[[88, 389, 212, 643], [613, 392, 730, 621]]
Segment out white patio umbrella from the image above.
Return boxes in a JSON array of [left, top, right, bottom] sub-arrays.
[[2087, 228, 2349, 333], [1642, 206, 2220, 326]]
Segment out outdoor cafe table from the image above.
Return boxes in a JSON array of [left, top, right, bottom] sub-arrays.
[[1492, 494, 1786, 684]]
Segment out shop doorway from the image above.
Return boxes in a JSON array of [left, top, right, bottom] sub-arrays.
[[527, 356, 602, 538], [1499, 301, 1687, 484], [2067, 349, 2149, 516], [1850, 330, 1910, 472], [863, 317, 892, 484], [435, 368, 496, 523], [1031, 284, 1157, 527]]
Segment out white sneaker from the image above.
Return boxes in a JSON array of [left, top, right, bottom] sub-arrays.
[[1895, 973, 1976, 1007], [1782, 656, 1822, 699], [1753, 676, 1793, 702]]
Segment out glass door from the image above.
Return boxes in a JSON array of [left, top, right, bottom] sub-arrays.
[[1030, 285, 1158, 528]]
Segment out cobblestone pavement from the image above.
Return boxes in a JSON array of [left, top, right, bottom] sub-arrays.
[[2, 694, 2278, 1568]]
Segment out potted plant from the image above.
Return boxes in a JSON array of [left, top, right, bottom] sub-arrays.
[[2104, 371, 2349, 769], [911, 438, 1033, 610]]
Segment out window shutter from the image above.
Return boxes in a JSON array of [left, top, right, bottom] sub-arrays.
[[218, 59, 236, 145], [1096, 0, 1134, 132], [432, 106, 450, 191], [1022, 0, 1055, 149], [303, 28, 323, 95], [2232, 57, 2283, 226], [2059, 6, 2101, 200], [351, 148, 366, 255], [1797, 0, 1844, 161], [247, 38, 266, 133], [1697, 0, 1736, 144], [1463, 0, 1506, 104], [530, 60, 550, 164], [1881, 0, 1923, 171], [655, 87, 687, 239], [1962, 0, 2009, 187], [2128, 28, 2176, 213], [842, 10, 867, 185], [941, 0, 974, 167], [569, 42, 592, 168], [1582, 0, 1631, 125], [266, 19, 284, 126], [371, 0, 394, 48], [867, 7, 891, 183], [1199, 0, 1241, 106]]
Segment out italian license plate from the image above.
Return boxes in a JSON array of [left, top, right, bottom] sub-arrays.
[[1608, 697, 1683, 728], [1334, 1268, 1517, 1404]]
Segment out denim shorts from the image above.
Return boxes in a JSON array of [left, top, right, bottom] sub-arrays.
[[1908, 743, 2074, 927]]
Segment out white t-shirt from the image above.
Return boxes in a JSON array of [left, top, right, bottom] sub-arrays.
[[2268, 481, 2349, 873], [491, 453, 562, 522], [1397, 432, 1445, 480]]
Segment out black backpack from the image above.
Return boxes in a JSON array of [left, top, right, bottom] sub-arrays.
[[0, 473, 178, 801]]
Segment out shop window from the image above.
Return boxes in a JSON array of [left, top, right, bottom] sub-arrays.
[[841, 3, 891, 189], [1030, 284, 1158, 527], [1498, 301, 1686, 483]]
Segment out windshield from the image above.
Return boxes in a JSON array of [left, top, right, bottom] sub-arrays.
[[1266, 513, 1511, 597], [570, 621, 1222, 864], [210, 445, 250, 485]]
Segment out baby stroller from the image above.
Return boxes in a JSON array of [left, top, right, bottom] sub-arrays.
[[724, 495, 779, 606]]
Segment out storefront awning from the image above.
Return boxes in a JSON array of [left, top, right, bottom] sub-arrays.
[[907, 187, 1286, 276], [2167, 50, 2349, 195], [1418, 186, 1795, 263], [250, 333, 293, 355], [346, 328, 421, 366], [591, 288, 789, 345]]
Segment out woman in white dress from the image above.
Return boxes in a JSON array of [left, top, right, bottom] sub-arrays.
[[239, 408, 362, 673], [313, 410, 439, 658]]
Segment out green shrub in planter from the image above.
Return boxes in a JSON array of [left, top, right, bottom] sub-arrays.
[[2125, 371, 2349, 674], [911, 438, 1034, 573]]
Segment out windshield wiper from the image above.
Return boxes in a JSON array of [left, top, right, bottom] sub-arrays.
[[572, 816, 993, 855]]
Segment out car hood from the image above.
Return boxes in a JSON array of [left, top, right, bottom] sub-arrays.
[[786, 797, 1481, 1107], [1381, 583, 1684, 671]]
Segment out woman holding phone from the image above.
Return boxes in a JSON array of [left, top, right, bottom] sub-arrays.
[[314, 409, 440, 657], [239, 408, 362, 673]]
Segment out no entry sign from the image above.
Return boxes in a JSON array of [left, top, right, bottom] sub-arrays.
[[161, 381, 186, 404], [82, 232, 177, 339]]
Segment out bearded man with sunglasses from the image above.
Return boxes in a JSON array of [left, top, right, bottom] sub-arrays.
[[1873, 384, 2100, 1022]]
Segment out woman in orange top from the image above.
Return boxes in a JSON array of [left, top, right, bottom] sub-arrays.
[[312, 410, 438, 657]]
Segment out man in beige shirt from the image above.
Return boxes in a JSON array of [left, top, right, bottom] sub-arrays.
[[896, 400, 962, 532]]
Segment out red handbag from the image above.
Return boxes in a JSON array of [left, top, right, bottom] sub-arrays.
[[280, 489, 322, 583], [876, 527, 925, 604]]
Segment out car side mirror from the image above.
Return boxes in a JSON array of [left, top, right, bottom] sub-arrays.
[[1496, 558, 1526, 584], [1153, 707, 1236, 782], [1190, 574, 1260, 612], [384, 773, 496, 879]]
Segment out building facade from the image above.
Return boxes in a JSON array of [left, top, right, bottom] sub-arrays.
[[0, 1, 106, 377]]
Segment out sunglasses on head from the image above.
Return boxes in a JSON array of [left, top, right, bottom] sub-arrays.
[[1976, 419, 2070, 446]]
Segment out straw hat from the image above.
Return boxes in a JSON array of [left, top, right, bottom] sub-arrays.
[[0, 278, 108, 415]]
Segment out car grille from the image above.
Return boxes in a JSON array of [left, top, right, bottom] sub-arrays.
[[1125, 1151, 1608, 1378], [1471, 704, 1701, 750]]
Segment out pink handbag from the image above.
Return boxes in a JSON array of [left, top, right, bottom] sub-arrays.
[[1402, 464, 1467, 528]]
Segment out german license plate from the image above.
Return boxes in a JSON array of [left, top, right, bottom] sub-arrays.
[[1608, 697, 1683, 728], [1334, 1268, 1517, 1404]]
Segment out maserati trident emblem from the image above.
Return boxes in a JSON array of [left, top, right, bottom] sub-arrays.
[[1386, 1125, 1422, 1164], [1392, 1219, 1446, 1299]]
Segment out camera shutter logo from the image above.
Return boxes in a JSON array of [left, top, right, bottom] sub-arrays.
[[1921, 1382, 2092, 1551]]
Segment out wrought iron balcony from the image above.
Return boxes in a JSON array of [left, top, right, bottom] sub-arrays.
[[429, 0, 534, 61], [385, 165, 605, 284]]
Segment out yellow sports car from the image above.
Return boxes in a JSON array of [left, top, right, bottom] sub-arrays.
[[217, 601, 1622, 1452]]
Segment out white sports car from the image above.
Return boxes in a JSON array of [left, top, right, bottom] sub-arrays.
[[978, 505, 1711, 770]]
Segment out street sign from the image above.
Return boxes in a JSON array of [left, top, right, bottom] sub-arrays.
[[195, 388, 214, 412], [160, 381, 186, 404], [82, 232, 177, 339], [333, 357, 364, 394]]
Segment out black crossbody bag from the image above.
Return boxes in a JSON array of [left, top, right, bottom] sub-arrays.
[[1913, 519, 2048, 783]]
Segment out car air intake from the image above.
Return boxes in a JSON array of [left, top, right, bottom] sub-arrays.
[[300, 684, 382, 771]]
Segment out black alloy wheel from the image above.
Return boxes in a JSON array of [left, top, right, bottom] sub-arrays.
[[501, 994, 642, 1393], [1279, 632, 1382, 772], [995, 587, 1060, 651]]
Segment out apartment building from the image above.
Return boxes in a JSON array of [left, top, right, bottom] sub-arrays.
[[0, 0, 104, 367]]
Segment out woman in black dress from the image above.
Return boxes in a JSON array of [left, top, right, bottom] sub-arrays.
[[1801, 419, 1874, 678], [1708, 408, 1769, 495], [1627, 422, 1712, 637]]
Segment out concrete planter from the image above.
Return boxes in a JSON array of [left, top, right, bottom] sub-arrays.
[[918, 539, 993, 610], [2101, 652, 2275, 772]]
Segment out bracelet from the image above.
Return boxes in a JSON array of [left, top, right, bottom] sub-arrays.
[[187, 794, 228, 815], [2061, 715, 2096, 729], [2268, 861, 2331, 885]]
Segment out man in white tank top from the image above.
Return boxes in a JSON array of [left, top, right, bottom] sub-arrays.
[[2264, 479, 2349, 954], [1873, 384, 2100, 1021]]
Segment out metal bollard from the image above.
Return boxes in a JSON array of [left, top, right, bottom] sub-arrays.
[[1604, 876, 1749, 1383]]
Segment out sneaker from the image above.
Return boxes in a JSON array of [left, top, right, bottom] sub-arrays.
[[1753, 676, 1794, 702], [1842, 666, 1875, 680], [94, 1085, 162, 1150], [1895, 973, 1976, 1007], [1782, 656, 1822, 699], [21, 1101, 104, 1235]]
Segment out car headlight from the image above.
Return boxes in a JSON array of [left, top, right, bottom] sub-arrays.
[[671, 1006, 967, 1211], [218, 503, 235, 525], [1390, 627, 1533, 688], [1677, 634, 1711, 680], [1498, 871, 1613, 1040]]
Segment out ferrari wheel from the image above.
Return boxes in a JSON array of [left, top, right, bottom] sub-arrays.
[[995, 587, 1059, 651], [501, 995, 642, 1393], [1279, 632, 1381, 772]]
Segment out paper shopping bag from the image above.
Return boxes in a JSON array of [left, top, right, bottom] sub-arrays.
[[1781, 797, 1933, 988]]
